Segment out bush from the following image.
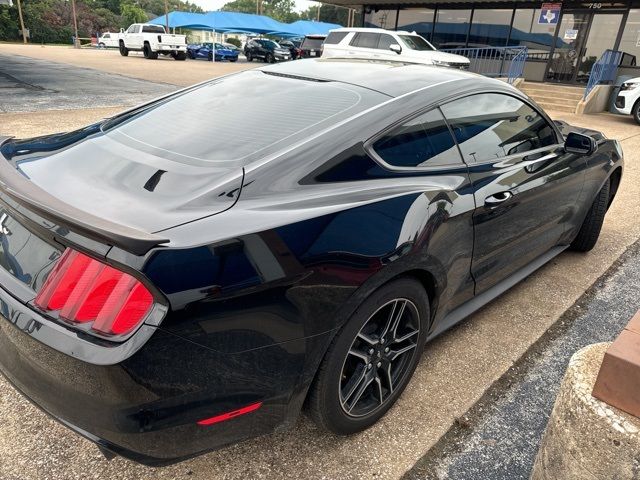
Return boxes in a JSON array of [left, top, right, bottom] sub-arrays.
[[225, 37, 241, 48]]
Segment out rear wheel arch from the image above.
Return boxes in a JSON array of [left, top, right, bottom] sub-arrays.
[[608, 166, 622, 209]]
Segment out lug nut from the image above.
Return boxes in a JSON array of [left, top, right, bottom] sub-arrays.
[[380, 338, 385, 345], [377, 361, 382, 368], [384, 347, 389, 353], [367, 363, 372, 370], [368, 349, 374, 355]]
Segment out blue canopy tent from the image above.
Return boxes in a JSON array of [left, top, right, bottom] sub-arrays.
[[148, 11, 341, 37]]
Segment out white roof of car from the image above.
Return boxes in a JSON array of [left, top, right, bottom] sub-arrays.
[[330, 27, 415, 35]]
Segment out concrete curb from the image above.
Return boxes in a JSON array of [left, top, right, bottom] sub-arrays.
[[531, 343, 640, 480]]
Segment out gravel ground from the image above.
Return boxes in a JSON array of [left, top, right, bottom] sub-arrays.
[[405, 240, 640, 480]]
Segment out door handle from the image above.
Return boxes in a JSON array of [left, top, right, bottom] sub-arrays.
[[485, 191, 513, 206]]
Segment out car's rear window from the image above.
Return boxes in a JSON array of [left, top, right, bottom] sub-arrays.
[[302, 37, 325, 49], [104, 70, 385, 167], [142, 25, 165, 34]]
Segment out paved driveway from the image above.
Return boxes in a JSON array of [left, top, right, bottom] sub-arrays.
[[0, 54, 178, 113]]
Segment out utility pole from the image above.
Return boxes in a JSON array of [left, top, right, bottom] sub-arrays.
[[256, 0, 259, 14], [71, 0, 80, 48], [164, 0, 169, 32], [16, 0, 27, 43], [316, 2, 321, 21]]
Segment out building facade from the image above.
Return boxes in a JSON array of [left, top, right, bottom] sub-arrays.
[[326, 0, 640, 83]]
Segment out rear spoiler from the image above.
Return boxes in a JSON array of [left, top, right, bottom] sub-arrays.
[[0, 136, 169, 255]]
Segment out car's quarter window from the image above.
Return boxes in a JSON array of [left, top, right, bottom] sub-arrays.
[[325, 31, 348, 44], [142, 25, 165, 34], [377, 34, 396, 50], [351, 33, 380, 48], [440, 93, 557, 164], [372, 109, 461, 168]]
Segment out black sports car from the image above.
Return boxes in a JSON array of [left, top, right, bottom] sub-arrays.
[[0, 59, 623, 465]]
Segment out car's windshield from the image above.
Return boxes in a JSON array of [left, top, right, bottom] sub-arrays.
[[258, 40, 279, 48], [102, 70, 386, 167], [399, 35, 435, 51]]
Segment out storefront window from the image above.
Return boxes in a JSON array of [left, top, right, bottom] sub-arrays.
[[618, 9, 640, 66], [509, 9, 558, 61], [468, 9, 513, 47], [364, 9, 398, 30], [432, 9, 471, 48], [397, 8, 434, 41]]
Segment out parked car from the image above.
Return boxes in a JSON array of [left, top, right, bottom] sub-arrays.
[[614, 77, 640, 124], [279, 39, 302, 59], [299, 34, 325, 58], [187, 42, 239, 62], [0, 58, 622, 466], [322, 27, 470, 69], [244, 38, 290, 62], [97, 30, 123, 48], [120, 23, 187, 60]]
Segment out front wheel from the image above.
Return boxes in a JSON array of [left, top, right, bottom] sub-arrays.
[[307, 278, 429, 434], [570, 179, 610, 252], [119, 42, 128, 56], [632, 101, 640, 125], [245, 52, 252, 62], [266, 53, 275, 63]]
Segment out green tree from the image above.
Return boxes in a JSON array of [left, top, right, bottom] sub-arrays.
[[0, 7, 19, 40], [220, 0, 257, 15], [120, 1, 147, 26]]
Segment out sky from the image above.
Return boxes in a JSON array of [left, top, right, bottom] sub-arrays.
[[190, 0, 320, 13]]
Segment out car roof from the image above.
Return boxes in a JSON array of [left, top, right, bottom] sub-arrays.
[[330, 27, 414, 35], [259, 58, 507, 98]]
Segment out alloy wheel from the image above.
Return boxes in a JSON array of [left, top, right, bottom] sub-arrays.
[[339, 298, 421, 418]]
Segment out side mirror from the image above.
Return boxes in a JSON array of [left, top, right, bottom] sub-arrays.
[[565, 132, 598, 156], [389, 44, 402, 54]]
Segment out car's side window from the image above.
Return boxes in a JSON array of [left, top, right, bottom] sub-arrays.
[[103, 33, 110, 39], [377, 34, 396, 50], [372, 109, 462, 168], [325, 31, 348, 44], [351, 33, 380, 49], [126, 25, 136, 33], [440, 93, 557, 164]]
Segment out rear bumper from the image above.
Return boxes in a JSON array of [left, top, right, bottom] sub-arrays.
[[0, 283, 329, 465]]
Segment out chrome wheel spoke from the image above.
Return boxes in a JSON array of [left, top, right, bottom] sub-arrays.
[[348, 348, 369, 363], [393, 329, 419, 344], [357, 332, 377, 346], [383, 362, 394, 394], [374, 375, 385, 405], [342, 367, 367, 407], [382, 299, 407, 340], [346, 374, 374, 413], [389, 343, 417, 362]]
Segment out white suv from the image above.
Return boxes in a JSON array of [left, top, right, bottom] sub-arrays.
[[322, 28, 470, 69], [614, 77, 640, 124]]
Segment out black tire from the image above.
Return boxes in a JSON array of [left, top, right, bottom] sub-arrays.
[[246, 52, 252, 61], [230, 58, 237, 62], [570, 179, 610, 252], [143, 43, 158, 60], [98, 42, 105, 48], [187, 50, 195, 59], [632, 100, 640, 125], [266, 53, 275, 63], [208, 52, 213, 61], [307, 278, 429, 435], [173, 51, 186, 61], [119, 41, 128, 56]]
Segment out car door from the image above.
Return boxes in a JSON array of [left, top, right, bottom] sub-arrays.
[[128, 25, 142, 49], [348, 32, 380, 58], [440, 92, 585, 294], [367, 108, 477, 326], [376, 33, 401, 61]]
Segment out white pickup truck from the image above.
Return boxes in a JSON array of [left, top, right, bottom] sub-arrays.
[[119, 23, 187, 60]]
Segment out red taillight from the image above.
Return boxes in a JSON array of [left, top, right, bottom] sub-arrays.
[[196, 402, 263, 426], [34, 248, 154, 337]]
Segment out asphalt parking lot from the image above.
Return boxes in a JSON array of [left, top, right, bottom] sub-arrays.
[[1, 44, 640, 480]]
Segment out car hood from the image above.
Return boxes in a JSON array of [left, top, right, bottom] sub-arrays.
[[2, 130, 244, 234]]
